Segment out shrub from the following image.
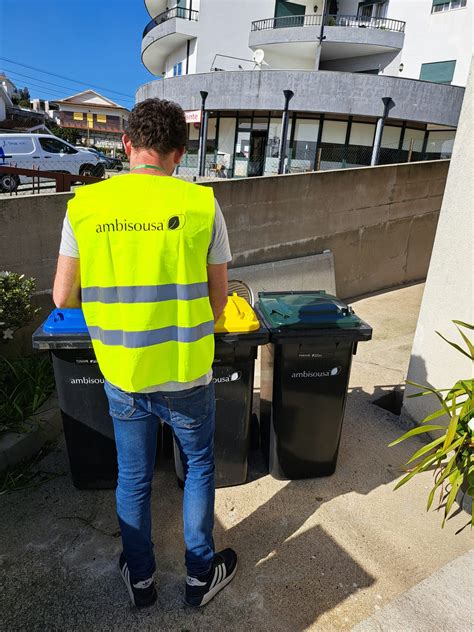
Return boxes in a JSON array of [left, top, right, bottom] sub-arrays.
[[0, 355, 55, 433], [0, 272, 39, 343]]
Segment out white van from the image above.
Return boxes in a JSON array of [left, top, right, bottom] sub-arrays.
[[0, 133, 106, 192]]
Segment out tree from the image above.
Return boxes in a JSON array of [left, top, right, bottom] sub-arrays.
[[11, 87, 31, 107], [46, 122, 81, 145]]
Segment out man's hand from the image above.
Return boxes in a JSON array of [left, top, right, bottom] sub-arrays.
[[207, 263, 228, 322], [53, 255, 81, 308]]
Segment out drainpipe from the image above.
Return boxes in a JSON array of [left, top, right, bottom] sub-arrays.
[[371, 97, 395, 166], [197, 90, 208, 177], [278, 90, 294, 175], [315, 0, 327, 70]]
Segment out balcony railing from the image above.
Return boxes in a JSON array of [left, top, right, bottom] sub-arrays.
[[143, 6, 199, 37], [251, 14, 405, 33], [61, 120, 124, 133], [324, 14, 405, 32]]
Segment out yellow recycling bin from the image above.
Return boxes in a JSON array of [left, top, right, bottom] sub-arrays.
[[174, 294, 268, 487]]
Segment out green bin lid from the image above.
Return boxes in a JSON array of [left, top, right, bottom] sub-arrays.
[[258, 291, 362, 330]]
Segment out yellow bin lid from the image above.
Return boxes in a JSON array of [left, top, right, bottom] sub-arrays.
[[214, 293, 260, 333]]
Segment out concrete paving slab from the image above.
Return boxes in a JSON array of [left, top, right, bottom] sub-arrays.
[[351, 550, 474, 632], [0, 395, 62, 474], [0, 282, 472, 631]]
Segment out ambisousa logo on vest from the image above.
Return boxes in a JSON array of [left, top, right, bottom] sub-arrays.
[[95, 215, 186, 233]]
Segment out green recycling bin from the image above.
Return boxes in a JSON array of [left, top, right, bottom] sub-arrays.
[[258, 291, 372, 480]]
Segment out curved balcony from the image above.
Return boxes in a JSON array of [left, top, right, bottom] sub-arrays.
[[136, 70, 463, 129], [142, 7, 199, 75], [249, 14, 405, 70]]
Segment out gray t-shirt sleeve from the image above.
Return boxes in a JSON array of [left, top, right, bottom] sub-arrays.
[[59, 212, 80, 258], [208, 199, 232, 265]]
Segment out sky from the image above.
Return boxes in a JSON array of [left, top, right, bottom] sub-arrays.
[[0, 0, 156, 110]]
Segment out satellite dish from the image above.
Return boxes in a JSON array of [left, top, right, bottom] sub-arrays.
[[253, 49, 265, 65]]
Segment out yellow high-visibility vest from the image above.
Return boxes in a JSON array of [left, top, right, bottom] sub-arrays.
[[68, 174, 215, 392]]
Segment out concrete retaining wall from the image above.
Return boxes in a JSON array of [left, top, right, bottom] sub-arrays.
[[207, 160, 449, 298], [0, 160, 449, 299]]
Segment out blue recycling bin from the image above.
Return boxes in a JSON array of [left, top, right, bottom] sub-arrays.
[[33, 309, 117, 489]]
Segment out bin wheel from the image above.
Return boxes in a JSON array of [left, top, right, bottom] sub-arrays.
[[250, 413, 260, 450]]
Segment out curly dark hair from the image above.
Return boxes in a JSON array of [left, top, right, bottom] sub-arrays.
[[126, 98, 187, 154]]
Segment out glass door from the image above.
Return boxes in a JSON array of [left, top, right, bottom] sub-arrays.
[[248, 130, 268, 177], [274, 0, 305, 27]]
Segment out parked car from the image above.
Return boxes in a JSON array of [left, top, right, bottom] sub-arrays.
[[0, 134, 105, 192], [85, 147, 123, 171]]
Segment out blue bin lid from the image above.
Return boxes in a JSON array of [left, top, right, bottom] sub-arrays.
[[43, 308, 89, 334]]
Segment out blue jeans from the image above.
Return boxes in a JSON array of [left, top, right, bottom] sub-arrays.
[[104, 380, 216, 583]]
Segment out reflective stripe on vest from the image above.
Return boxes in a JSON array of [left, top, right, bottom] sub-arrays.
[[82, 282, 209, 304], [88, 320, 215, 347], [67, 175, 216, 392]]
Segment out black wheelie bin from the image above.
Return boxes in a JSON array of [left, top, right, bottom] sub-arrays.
[[33, 310, 163, 489], [258, 291, 372, 480], [174, 294, 268, 488]]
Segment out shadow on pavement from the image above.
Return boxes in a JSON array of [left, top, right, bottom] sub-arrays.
[[0, 376, 434, 631]]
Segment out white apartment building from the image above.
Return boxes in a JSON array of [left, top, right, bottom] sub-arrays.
[[138, 0, 472, 178]]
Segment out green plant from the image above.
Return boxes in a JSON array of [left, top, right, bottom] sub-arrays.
[[46, 123, 81, 145], [0, 354, 55, 434], [0, 271, 39, 343], [389, 320, 473, 527], [11, 87, 30, 107], [0, 442, 61, 495]]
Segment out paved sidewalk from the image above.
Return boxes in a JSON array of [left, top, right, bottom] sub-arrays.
[[0, 282, 472, 631], [352, 550, 474, 632]]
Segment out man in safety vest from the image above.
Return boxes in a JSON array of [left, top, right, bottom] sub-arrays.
[[53, 98, 237, 609]]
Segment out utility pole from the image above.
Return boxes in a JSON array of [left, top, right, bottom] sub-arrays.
[[278, 89, 294, 175], [371, 97, 395, 166], [197, 91, 208, 177]]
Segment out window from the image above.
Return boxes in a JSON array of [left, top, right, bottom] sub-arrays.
[[358, 1, 388, 18], [173, 62, 182, 76], [420, 60, 456, 84], [97, 114, 107, 123], [291, 119, 319, 165], [73, 112, 83, 121], [432, 0, 466, 12], [39, 137, 78, 154]]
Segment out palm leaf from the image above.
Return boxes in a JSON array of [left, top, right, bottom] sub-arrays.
[[388, 425, 446, 447], [443, 414, 459, 451], [436, 331, 473, 360], [407, 436, 446, 464], [394, 453, 439, 490], [452, 320, 474, 330], [405, 381, 451, 416], [443, 472, 464, 527]]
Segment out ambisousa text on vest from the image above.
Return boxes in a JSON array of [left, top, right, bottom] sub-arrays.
[[95, 215, 186, 233]]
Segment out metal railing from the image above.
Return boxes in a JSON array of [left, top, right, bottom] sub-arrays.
[[60, 120, 124, 133], [171, 139, 451, 182], [251, 14, 322, 31], [324, 14, 405, 32], [143, 6, 199, 37], [251, 14, 405, 33], [0, 165, 105, 195]]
